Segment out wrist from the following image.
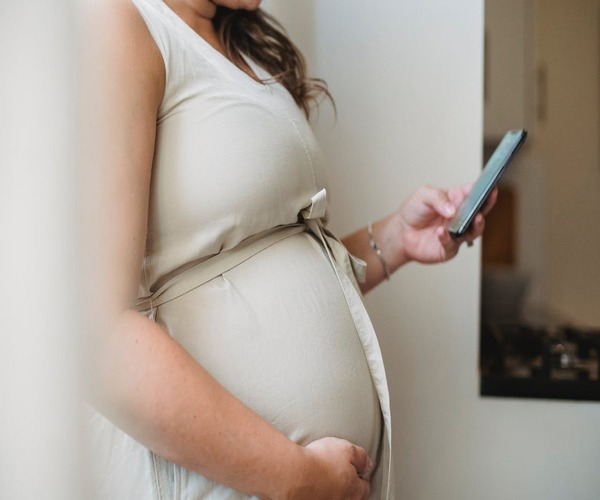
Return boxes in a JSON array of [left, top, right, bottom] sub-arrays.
[[389, 211, 413, 268], [367, 221, 391, 280], [265, 443, 313, 500], [374, 213, 412, 274]]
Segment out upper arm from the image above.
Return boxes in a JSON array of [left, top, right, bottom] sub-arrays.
[[80, 0, 165, 318]]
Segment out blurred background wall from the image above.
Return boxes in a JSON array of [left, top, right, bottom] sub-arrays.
[[0, 2, 84, 499]]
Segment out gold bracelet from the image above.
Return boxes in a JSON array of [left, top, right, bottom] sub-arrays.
[[367, 221, 391, 281]]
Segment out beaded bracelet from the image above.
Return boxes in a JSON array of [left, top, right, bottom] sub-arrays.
[[367, 221, 391, 281]]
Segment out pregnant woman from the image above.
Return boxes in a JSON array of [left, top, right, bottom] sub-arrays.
[[83, 0, 490, 498]]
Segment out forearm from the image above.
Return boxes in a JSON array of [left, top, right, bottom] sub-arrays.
[[92, 310, 307, 499], [342, 211, 410, 294]]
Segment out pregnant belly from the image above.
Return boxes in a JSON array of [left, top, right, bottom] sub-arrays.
[[155, 232, 382, 460]]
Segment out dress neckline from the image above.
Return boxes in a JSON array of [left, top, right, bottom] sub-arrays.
[[158, 0, 268, 89]]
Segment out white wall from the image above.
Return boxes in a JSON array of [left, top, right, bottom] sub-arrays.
[[0, 2, 84, 499], [269, 1, 600, 499]]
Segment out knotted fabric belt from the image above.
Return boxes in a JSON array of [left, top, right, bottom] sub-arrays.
[[135, 189, 365, 312]]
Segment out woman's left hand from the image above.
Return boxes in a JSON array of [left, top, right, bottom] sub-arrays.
[[392, 183, 497, 265]]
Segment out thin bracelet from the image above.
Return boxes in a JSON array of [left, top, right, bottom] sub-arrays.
[[367, 221, 391, 281]]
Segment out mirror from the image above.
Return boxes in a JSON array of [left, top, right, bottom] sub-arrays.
[[480, 0, 600, 401]]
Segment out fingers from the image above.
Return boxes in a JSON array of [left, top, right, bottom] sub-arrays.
[[303, 437, 372, 499], [460, 214, 486, 247], [436, 224, 460, 258], [465, 213, 485, 242], [346, 444, 372, 499], [446, 182, 472, 208], [480, 187, 498, 216], [437, 212, 485, 253], [357, 477, 371, 499], [348, 443, 372, 477]]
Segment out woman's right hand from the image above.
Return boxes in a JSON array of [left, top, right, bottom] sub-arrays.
[[285, 437, 372, 499]]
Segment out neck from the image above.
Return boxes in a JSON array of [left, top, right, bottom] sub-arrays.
[[164, 0, 217, 33]]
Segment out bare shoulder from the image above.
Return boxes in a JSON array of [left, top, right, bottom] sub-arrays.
[[79, 0, 165, 311], [79, 0, 164, 106]]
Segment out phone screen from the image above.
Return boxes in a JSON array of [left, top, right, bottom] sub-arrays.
[[447, 129, 527, 237]]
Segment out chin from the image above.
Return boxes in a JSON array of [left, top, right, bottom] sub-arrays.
[[215, 0, 262, 10], [241, 0, 262, 10]]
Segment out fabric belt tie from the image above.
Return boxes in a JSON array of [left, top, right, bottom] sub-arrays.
[[301, 189, 367, 287]]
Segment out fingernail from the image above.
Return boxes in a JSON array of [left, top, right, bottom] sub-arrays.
[[444, 202, 455, 216], [366, 456, 373, 472]]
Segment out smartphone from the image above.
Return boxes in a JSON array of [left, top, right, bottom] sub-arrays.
[[447, 129, 527, 238]]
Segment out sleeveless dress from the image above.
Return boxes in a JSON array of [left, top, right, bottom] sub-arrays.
[[87, 0, 394, 498]]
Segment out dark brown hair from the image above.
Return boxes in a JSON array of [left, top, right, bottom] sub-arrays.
[[213, 7, 332, 118]]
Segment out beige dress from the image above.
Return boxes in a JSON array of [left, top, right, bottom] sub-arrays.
[[88, 0, 394, 498]]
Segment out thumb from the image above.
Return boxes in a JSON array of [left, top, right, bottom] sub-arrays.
[[411, 186, 456, 220], [426, 187, 456, 219]]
